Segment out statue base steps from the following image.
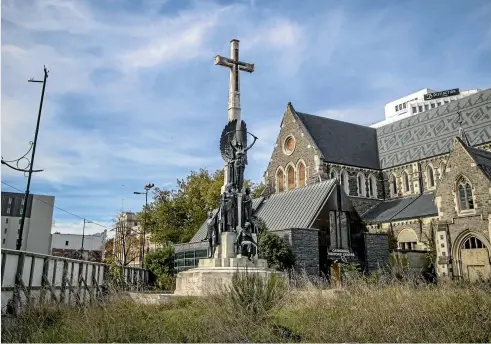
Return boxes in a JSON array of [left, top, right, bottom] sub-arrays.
[[174, 257, 280, 297]]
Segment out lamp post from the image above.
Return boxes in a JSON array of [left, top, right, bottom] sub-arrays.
[[0, 66, 49, 250], [134, 183, 154, 267]]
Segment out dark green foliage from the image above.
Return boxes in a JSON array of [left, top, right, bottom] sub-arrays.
[[256, 219, 295, 271], [144, 246, 175, 290]]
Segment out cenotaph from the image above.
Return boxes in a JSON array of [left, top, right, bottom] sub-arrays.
[[174, 39, 281, 296]]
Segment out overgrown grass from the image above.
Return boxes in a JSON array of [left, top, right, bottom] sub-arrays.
[[2, 270, 491, 343]]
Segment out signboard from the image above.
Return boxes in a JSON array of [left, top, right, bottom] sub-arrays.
[[327, 249, 355, 263], [423, 88, 459, 101]]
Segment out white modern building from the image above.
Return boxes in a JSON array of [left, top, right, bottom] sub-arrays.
[[371, 87, 481, 128], [1, 192, 54, 255], [51, 231, 107, 261]]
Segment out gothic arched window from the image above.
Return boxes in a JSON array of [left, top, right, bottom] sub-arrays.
[[457, 177, 474, 211], [298, 162, 306, 187], [390, 173, 398, 197], [427, 164, 435, 188], [330, 168, 338, 180], [368, 174, 377, 198], [463, 236, 485, 249], [357, 173, 366, 197], [276, 169, 285, 192], [402, 170, 410, 193], [287, 165, 295, 190]]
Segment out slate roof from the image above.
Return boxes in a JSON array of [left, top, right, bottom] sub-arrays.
[[189, 197, 265, 243], [361, 192, 437, 223], [294, 111, 380, 170], [377, 88, 491, 169], [255, 179, 336, 231], [464, 143, 491, 181]]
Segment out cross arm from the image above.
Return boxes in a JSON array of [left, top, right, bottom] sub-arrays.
[[214, 55, 254, 73]]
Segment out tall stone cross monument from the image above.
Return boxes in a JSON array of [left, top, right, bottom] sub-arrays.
[[214, 39, 254, 191]]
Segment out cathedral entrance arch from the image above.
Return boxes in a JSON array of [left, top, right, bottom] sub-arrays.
[[453, 231, 491, 282]]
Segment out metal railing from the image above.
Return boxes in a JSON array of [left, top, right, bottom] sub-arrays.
[[1, 248, 149, 314]]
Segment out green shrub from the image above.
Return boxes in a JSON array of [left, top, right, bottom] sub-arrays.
[[144, 246, 175, 289], [256, 219, 295, 271]]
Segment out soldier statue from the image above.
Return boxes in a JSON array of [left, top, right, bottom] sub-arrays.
[[203, 211, 220, 258], [242, 187, 253, 226], [220, 184, 236, 232], [235, 221, 257, 260]]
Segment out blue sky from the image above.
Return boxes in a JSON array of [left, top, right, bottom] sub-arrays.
[[2, 0, 490, 236]]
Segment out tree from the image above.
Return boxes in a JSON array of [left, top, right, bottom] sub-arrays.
[[112, 216, 142, 266], [141, 168, 267, 246], [256, 218, 295, 271], [104, 238, 114, 264], [144, 246, 176, 290]]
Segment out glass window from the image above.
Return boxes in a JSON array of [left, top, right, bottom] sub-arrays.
[[7, 208, 10, 214], [4, 228, 7, 234], [395, 105, 398, 112], [427, 166, 435, 188], [287, 165, 295, 190], [390, 174, 397, 196], [5, 218, 8, 224], [431, 103, 436, 108], [403, 103, 406, 109], [418, 105, 423, 112], [424, 104, 429, 110], [298, 163, 306, 187], [458, 180, 474, 210], [277, 169, 284, 192], [65, 241, 69, 246], [437, 102, 442, 106], [444, 100, 449, 104], [2, 239, 5, 245], [8, 198, 12, 204], [412, 106, 417, 113]]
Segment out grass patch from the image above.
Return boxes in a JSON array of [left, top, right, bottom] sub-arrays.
[[2, 272, 491, 343]]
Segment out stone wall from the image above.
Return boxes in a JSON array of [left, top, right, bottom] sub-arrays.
[[434, 139, 491, 279], [364, 232, 390, 272], [264, 105, 319, 194], [272, 228, 320, 275]]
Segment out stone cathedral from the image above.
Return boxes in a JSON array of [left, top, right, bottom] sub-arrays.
[[176, 88, 491, 282]]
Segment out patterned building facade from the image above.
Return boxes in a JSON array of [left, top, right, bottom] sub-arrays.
[[263, 88, 491, 281]]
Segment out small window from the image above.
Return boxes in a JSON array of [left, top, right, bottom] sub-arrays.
[[403, 103, 406, 109], [418, 105, 423, 112], [431, 103, 436, 108], [437, 101, 442, 106], [394, 105, 398, 112], [5, 218, 8, 224], [8, 198, 12, 204], [2, 239, 5, 245], [424, 104, 429, 110], [7, 208, 10, 214], [402, 171, 410, 193], [444, 100, 449, 104], [442, 252, 446, 256], [4, 228, 7, 234], [440, 235, 444, 240], [65, 241, 69, 246], [412, 106, 417, 113]]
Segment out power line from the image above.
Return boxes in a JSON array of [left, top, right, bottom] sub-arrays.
[[1, 181, 115, 232]]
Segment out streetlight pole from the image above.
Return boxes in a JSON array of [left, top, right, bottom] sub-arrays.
[[134, 183, 154, 267], [17, 66, 49, 251]]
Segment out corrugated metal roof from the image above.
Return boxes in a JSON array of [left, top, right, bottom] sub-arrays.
[[189, 196, 265, 243], [377, 88, 491, 169], [295, 112, 380, 169], [362, 192, 437, 223], [255, 179, 336, 231]]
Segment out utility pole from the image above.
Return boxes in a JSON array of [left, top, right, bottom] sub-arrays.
[[134, 183, 154, 267], [17, 66, 49, 251], [80, 219, 90, 260]]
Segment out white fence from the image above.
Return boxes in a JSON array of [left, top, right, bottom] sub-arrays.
[[1, 248, 149, 314]]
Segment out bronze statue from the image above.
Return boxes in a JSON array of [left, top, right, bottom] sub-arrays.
[[235, 221, 257, 260], [203, 211, 219, 258], [242, 187, 253, 226]]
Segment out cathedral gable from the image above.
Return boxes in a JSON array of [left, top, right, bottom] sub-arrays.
[[264, 104, 322, 193]]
